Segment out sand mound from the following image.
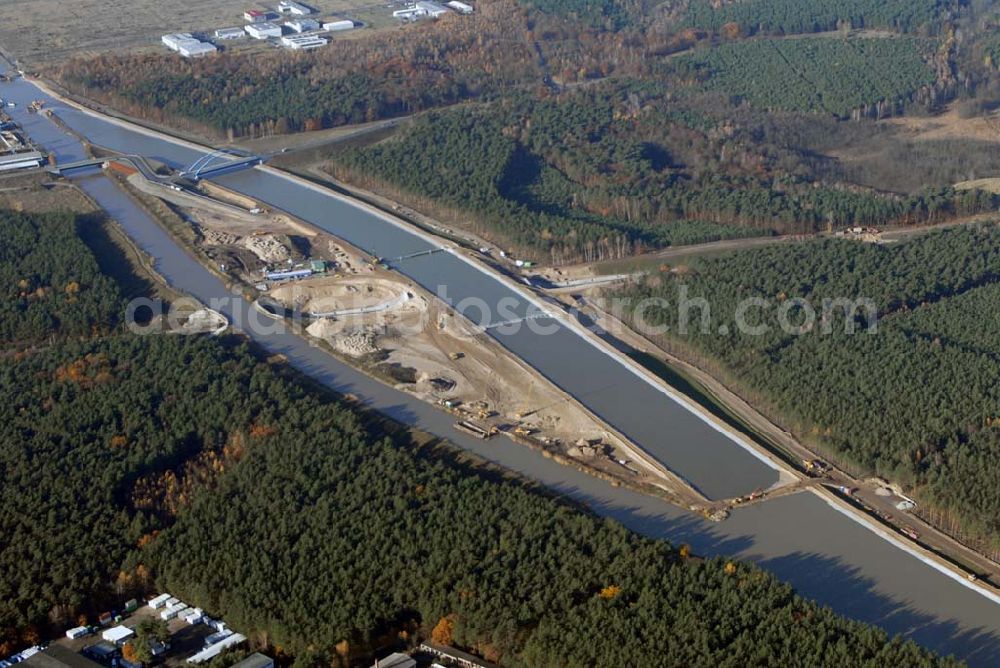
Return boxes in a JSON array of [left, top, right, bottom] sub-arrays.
[[307, 320, 379, 357], [243, 234, 291, 263]]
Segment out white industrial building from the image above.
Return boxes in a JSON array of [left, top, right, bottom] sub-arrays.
[[393, 1, 450, 19], [284, 18, 319, 32], [278, 0, 314, 15], [187, 634, 247, 664], [244, 9, 267, 22], [231, 655, 274, 668], [245, 22, 282, 39], [0, 151, 45, 172], [179, 41, 217, 57], [214, 27, 246, 40], [101, 626, 135, 647], [446, 0, 473, 13], [162, 33, 216, 57], [418, 1, 451, 17], [369, 654, 415, 668], [281, 34, 327, 49], [322, 19, 355, 31], [161, 33, 196, 51]]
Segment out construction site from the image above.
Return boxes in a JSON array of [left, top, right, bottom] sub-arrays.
[[87, 154, 730, 509]]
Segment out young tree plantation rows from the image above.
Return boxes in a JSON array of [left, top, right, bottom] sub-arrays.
[[675, 38, 937, 118], [681, 0, 951, 37], [614, 225, 1000, 553]]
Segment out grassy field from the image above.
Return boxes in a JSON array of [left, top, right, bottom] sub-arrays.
[[0, 172, 96, 213], [0, 0, 392, 66]]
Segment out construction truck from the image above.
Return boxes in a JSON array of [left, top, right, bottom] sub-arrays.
[[803, 459, 830, 477], [448, 351, 464, 361]]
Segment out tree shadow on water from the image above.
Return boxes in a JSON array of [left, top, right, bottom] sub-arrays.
[[756, 551, 1000, 667]]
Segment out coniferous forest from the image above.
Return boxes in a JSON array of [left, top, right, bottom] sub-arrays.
[[613, 225, 1000, 555], [0, 207, 961, 666]]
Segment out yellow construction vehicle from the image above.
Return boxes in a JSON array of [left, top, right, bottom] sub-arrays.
[[448, 351, 464, 361]]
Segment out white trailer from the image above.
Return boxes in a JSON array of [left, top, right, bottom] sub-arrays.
[[161, 603, 189, 621], [66, 627, 90, 640], [148, 593, 172, 609], [183, 609, 204, 625]]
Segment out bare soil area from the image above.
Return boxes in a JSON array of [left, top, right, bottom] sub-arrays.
[[287, 274, 621, 455], [272, 275, 409, 314], [886, 105, 1000, 144]]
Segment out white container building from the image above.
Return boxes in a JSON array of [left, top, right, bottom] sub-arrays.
[[179, 42, 217, 58], [278, 0, 314, 15], [322, 19, 354, 31], [182, 609, 204, 625], [148, 593, 172, 609], [446, 0, 473, 13], [284, 18, 319, 32], [393, 1, 450, 19], [66, 627, 90, 640], [417, 1, 451, 17], [161, 33, 197, 51], [281, 34, 327, 49], [214, 27, 246, 40], [245, 22, 282, 39], [161, 603, 189, 621], [392, 5, 423, 19]]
